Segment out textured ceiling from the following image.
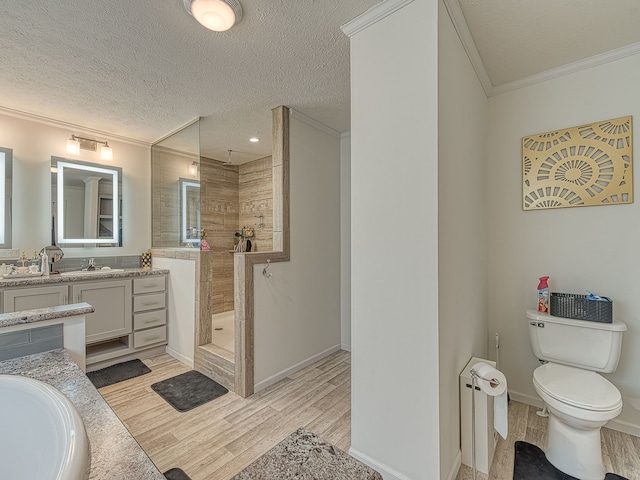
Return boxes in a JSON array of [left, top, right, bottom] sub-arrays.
[[2, 1, 639, 162], [0, 0, 379, 162], [458, 0, 640, 87]]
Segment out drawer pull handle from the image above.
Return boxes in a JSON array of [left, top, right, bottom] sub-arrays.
[[143, 301, 159, 306], [143, 284, 160, 289], [145, 335, 161, 341], [143, 318, 159, 324]]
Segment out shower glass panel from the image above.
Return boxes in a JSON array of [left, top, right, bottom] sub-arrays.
[[151, 120, 201, 247]]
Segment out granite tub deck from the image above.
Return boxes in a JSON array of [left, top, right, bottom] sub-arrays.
[[0, 349, 165, 479], [0, 267, 169, 287], [0, 302, 95, 328]]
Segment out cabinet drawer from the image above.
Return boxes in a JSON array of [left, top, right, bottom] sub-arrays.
[[133, 276, 166, 294], [133, 325, 166, 348], [134, 310, 167, 330], [133, 293, 166, 312]]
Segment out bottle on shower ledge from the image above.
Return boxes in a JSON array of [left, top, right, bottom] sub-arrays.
[[537, 276, 550, 313]]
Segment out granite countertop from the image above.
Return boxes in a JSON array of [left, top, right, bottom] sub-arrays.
[[0, 267, 169, 287], [0, 302, 95, 328], [0, 350, 165, 480]]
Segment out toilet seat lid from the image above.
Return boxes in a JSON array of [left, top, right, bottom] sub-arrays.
[[533, 363, 622, 411]]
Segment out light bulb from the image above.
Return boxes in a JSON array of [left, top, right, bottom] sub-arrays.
[[189, 162, 198, 176], [66, 138, 80, 155], [191, 0, 236, 32], [100, 144, 113, 161]]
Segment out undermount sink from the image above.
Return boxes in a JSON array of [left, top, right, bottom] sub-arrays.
[[0, 375, 90, 480], [60, 268, 125, 276]]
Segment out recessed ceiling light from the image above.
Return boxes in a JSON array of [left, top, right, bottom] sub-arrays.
[[249, 137, 259, 143]]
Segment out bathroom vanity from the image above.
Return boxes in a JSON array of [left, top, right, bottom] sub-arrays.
[[0, 268, 168, 368]]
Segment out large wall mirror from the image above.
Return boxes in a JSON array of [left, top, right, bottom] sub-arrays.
[[0, 147, 12, 249], [51, 157, 122, 247], [180, 178, 200, 245]]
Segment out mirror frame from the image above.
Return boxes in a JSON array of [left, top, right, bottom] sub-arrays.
[[0, 147, 11, 248], [53, 158, 122, 245]]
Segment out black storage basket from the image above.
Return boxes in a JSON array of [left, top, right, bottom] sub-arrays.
[[550, 292, 613, 323]]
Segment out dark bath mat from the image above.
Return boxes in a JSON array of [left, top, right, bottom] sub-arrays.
[[151, 370, 228, 412], [87, 359, 151, 389], [513, 441, 628, 480], [164, 467, 192, 480]]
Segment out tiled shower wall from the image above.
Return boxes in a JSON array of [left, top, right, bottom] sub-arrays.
[[200, 158, 239, 314], [200, 156, 273, 315], [239, 156, 273, 252]]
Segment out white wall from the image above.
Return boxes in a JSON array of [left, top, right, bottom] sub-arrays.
[[345, 1, 440, 478], [153, 256, 195, 366], [438, 2, 490, 478], [487, 53, 640, 434], [340, 133, 351, 351], [253, 113, 342, 387], [0, 112, 151, 257]]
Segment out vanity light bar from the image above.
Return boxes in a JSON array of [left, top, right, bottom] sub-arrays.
[[66, 135, 113, 161]]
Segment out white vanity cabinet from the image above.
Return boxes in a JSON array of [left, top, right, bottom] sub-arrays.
[[0, 271, 169, 369], [72, 280, 132, 345], [2, 285, 68, 312], [132, 276, 167, 348]]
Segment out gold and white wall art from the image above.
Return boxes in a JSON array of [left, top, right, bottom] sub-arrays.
[[522, 116, 633, 210]]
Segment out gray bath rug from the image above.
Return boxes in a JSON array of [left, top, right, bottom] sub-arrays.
[[151, 370, 228, 412], [230, 427, 383, 480], [513, 441, 628, 480], [87, 359, 151, 389], [164, 467, 192, 480]]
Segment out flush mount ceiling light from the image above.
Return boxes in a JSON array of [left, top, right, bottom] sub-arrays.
[[66, 135, 113, 160], [183, 0, 242, 32]]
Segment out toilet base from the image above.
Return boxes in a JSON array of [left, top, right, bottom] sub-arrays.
[[545, 413, 605, 480]]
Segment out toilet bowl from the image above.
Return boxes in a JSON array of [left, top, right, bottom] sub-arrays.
[[533, 363, 622, 480], [525, 310, 627, 480]]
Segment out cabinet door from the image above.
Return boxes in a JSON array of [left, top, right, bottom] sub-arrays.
[[72, 280, 132, 344], [3, 285, 68, 313]]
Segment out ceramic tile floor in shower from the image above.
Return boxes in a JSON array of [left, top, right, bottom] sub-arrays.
[[211, 311, 235, 353]]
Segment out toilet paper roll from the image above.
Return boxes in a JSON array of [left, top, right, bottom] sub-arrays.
[[472, 362, 508, 440]]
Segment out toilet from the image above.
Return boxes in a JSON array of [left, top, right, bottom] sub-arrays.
[[526, 309, 627, 480]]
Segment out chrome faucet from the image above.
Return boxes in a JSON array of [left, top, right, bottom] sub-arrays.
[[86, 258, 96, 271]]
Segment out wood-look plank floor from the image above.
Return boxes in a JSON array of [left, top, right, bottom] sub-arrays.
[[99, 350, 352, 480], [99, 352, 639, 480], [455, 401, 640, 480]]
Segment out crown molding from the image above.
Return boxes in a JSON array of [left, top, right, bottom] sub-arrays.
[[341, 0, 414, 37], [153, 117, 200, 145], [442, 0, 493, 96], [0, 105, 151, 147], [290, 109, 342, 138], [490, 41, 640, 97]]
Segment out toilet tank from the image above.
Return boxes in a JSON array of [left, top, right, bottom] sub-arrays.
[[526, 310, 627, 373]]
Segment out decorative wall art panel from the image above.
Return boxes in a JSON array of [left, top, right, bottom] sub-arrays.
[[522, 116, 633, 210]]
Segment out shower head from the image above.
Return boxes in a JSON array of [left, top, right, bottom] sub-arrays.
[[223, 149, 234, 166]]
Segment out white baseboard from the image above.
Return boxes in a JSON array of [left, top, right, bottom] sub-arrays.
[[509, 389, 640, 436], [348, 448, 412, 480], [341, 343, 351, 352], [445, 450, 462, 480], [507, 389, 544, 409], [607, 418, 640, 437], [165, 346, 194, 368], [253, 344, 342, 393]]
